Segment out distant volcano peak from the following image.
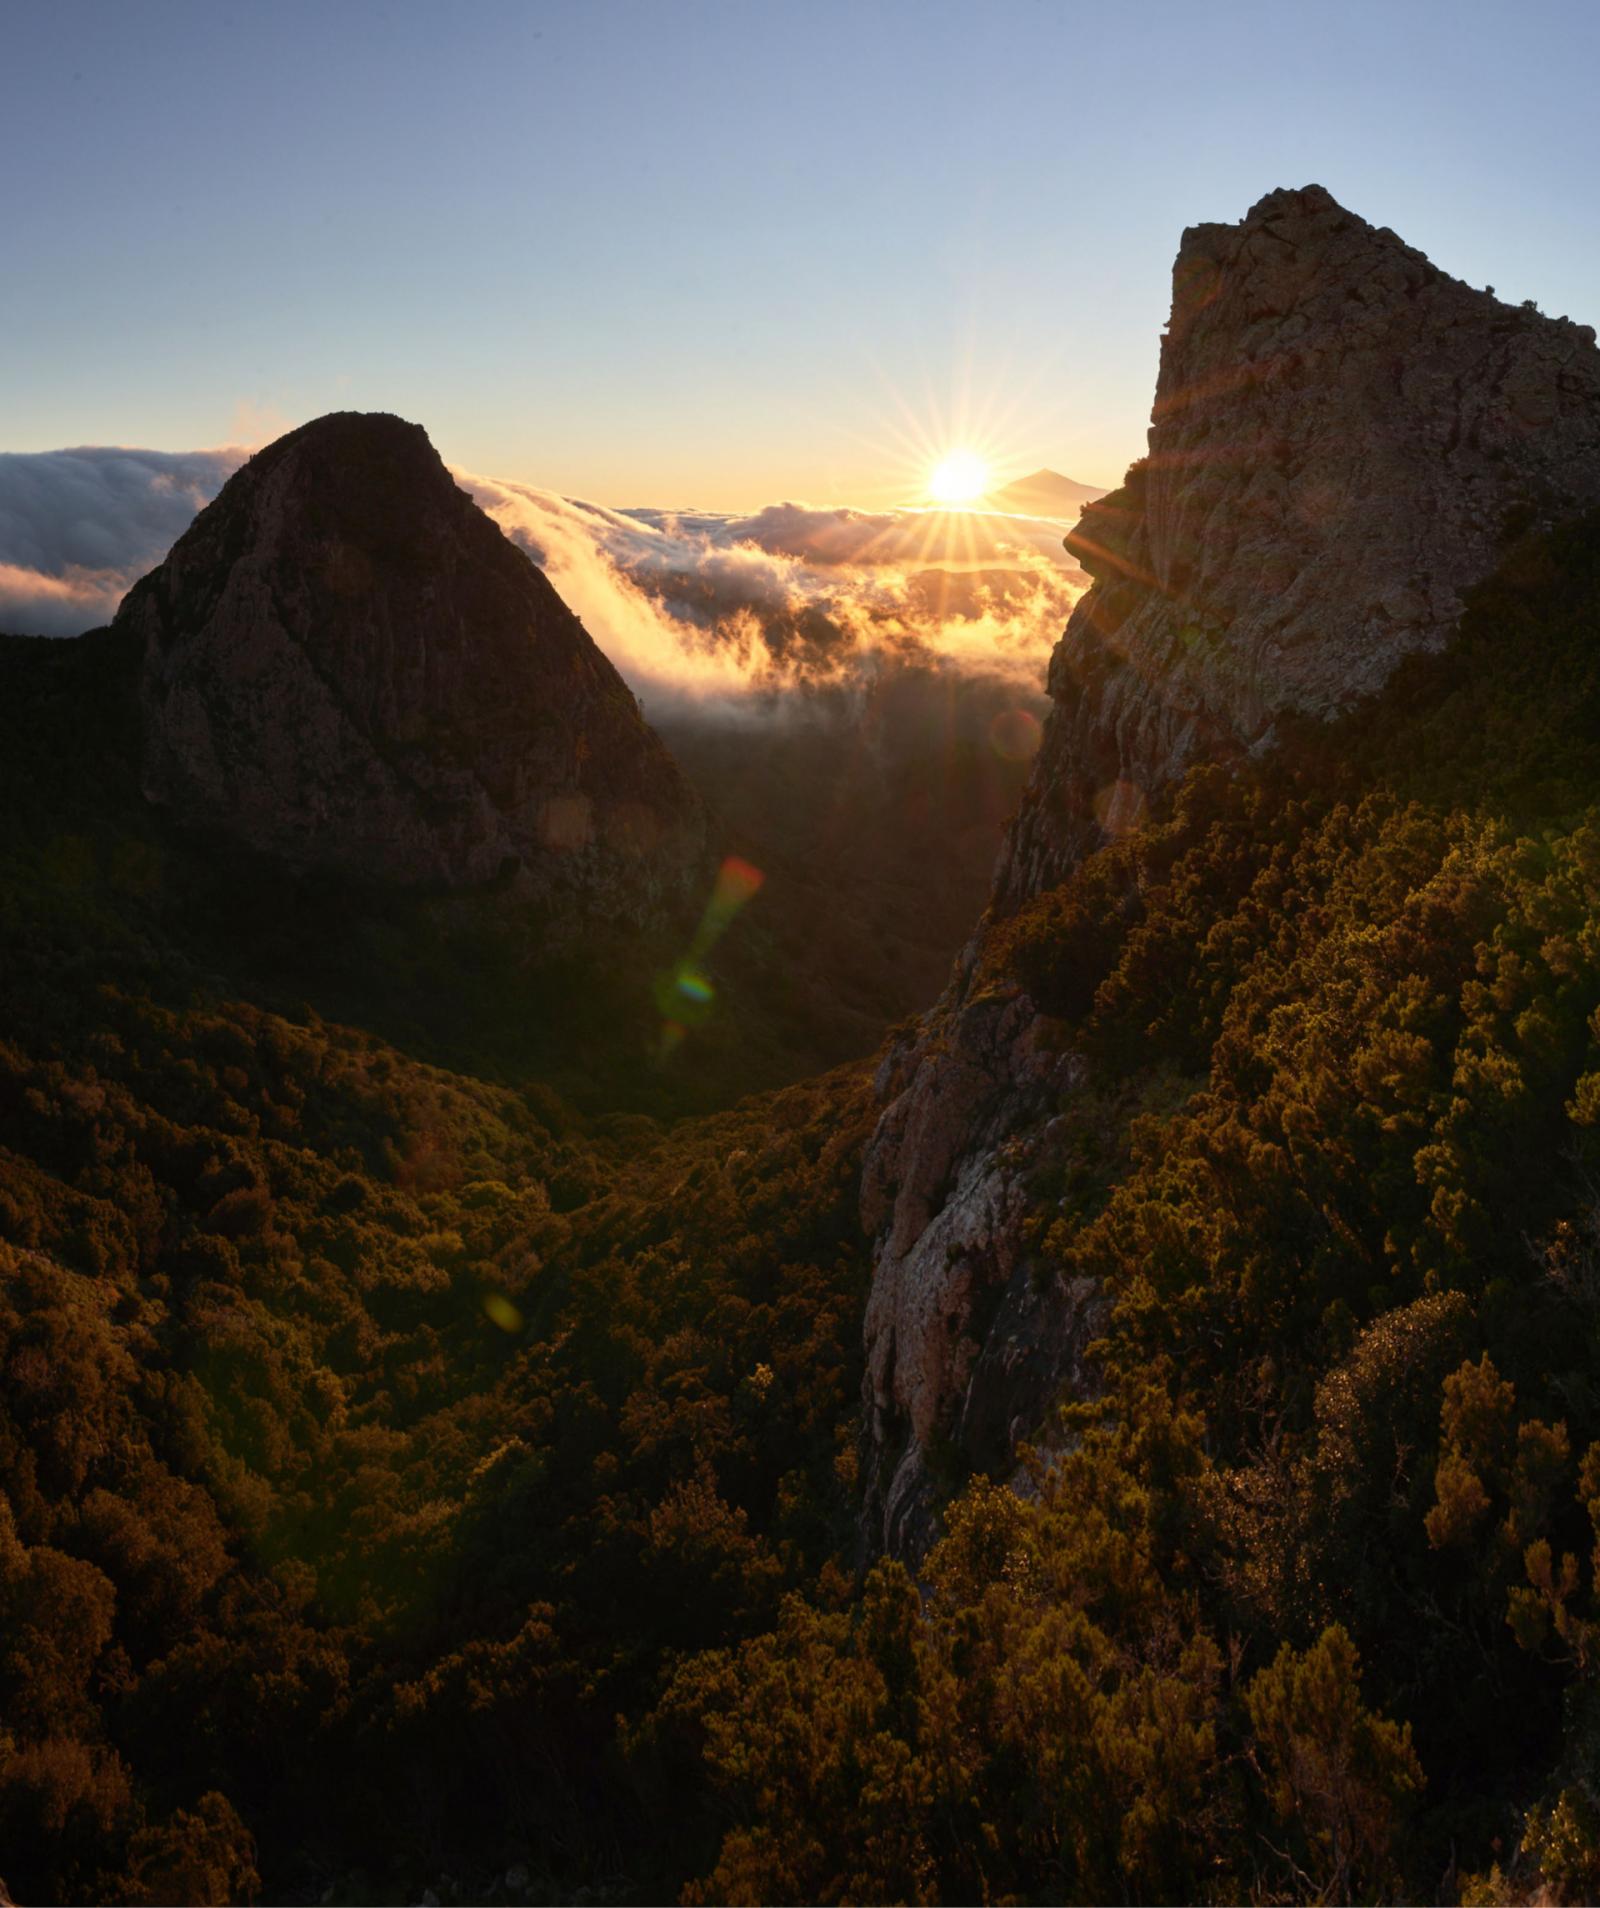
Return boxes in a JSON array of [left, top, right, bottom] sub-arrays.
[[989, 468, 1107, 517]]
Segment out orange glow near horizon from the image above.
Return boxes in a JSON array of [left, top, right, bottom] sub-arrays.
[[458, 346, 1123, 518], [823, 343, 1098, 520]]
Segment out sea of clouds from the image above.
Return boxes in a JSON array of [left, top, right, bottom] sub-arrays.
[[0, 447, 243, 636], [0, 445, 1088, 715]]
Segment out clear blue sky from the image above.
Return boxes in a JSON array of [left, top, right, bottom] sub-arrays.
[[8, 0, 1598, 507]]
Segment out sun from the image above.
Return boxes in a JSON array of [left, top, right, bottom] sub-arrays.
[[927, 448, 991, 507]]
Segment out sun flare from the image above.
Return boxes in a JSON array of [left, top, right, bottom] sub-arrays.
[[927, 448, 991, 507]]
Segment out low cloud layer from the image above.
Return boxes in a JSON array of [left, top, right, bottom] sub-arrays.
[[0, 443, 1086, 716], [0, 447, 244, 634], [462, 474, 1087, 716]]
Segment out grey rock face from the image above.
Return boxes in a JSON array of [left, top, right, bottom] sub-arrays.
[[126, 412, 703, 919], [862, 991, 1064, 1453], [861, 185, 1600, 1560], [999, 183, 1600, 907], [860, 976, 1104, 1555]]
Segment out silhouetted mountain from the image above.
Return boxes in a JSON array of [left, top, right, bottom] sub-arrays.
[[125, 412, 705, 921], [989, 467, 1106, 516]]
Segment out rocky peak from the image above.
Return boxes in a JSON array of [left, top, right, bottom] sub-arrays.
[[125, 411, 703, 916], [997, 182, 1600, 908], [860, 187, 1600, 1559]]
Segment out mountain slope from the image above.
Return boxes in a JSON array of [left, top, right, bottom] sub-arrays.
[[668, 512, 1600, 1908], [861, 184, 1600, 1559]]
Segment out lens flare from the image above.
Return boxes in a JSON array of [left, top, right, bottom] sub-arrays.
[[1093, 779, 1148, 837], [483, 1291, 524, 1332], [654, 855, 767, 1061], [675, 968, 715, 1007], [712, 856, 765, 911], [988, 707, 1043, 762]]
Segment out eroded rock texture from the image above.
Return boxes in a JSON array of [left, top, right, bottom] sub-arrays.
[[127, 412, 703, 919], [861, 975, 1103, 1553], [1000, 182, 1600, 906], [862, 185, 1600, 1559]]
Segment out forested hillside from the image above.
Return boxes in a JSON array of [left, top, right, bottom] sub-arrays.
[[0, 627, 877, 1901], [662, 513, 1600, 1903], [5, 513, 1600, 1904]]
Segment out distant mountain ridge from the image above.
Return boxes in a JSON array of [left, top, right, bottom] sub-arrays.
[[988, 467, 1107, 516]]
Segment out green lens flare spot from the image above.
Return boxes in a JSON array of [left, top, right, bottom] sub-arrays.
[[675, 970, 715, 1006], [483, 1291, 524, 1332]]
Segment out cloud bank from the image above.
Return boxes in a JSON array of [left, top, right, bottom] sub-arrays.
[[0, 447, 245, 634], [460, 474, 1087, 716], [0, 443, 1086, 715]]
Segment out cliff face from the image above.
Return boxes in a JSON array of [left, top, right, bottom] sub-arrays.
[[125, 412, 703, 918], [861, 185, 1600, 1558], [1000, 184, 1600, 908]]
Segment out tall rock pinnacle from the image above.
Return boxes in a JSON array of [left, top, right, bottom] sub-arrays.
[[123, 412, 703, 915], [998, 183, 1600, 908], [860, 186, 1600, 1560]]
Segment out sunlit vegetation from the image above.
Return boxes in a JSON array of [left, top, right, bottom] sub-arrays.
[[0, 632, 879, 1900], [6, 513, 1600, 1901], [0, 966, 875, 1901], [651, 512, 1600, 1903]]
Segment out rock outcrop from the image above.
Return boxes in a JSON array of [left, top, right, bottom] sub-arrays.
[[861, 985, 1104, 1551], [998, 183, 1600, 908], [126, 412, 703, 918], [861, 185, 1600, 1558]]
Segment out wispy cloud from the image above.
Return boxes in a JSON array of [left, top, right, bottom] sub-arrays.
[[228, 399, 296, 450]]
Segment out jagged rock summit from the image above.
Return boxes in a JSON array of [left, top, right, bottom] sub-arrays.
[[860, 185, 1600, 1559], [125, 411, 703, 914], [1000, 182, 1600, 907]]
